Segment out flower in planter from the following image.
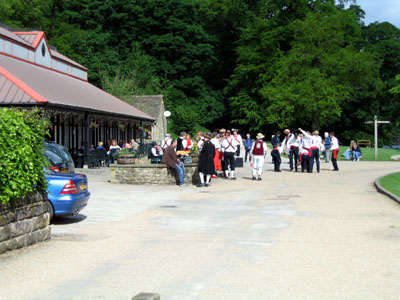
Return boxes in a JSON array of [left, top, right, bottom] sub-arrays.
[[118, 123, 125, 129], [89, 121, 99, 129], [115, 148, 137, 157]]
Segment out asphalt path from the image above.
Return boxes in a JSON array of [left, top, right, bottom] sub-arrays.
[[1, 157, 400, 300]]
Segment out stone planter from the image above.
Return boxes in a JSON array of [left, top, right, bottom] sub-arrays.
[[117, 155, 137, 164], [191, 154, 199, 163]]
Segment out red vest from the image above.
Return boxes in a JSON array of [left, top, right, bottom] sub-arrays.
[[253, 140, 264, 155]]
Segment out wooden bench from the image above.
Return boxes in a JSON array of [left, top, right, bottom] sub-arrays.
[[357, 139, 371, 148]]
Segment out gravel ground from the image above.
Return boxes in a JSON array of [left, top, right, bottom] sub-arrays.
[[1, 157, 400, 300]]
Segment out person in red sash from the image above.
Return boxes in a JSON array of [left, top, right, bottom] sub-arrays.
[[221, 130, 240, 179], [211, 132, 222, 178], [270, 145, 281, 172], [249, 133, 267, 180], [330, 132, 339, 171]]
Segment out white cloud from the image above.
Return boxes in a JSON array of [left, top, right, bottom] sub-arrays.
[[356, 0, 400, 27]]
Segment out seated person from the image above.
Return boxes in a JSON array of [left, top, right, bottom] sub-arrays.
[[96, 141, 109, 166], [108, 140, 122, 164], [342, 140, 355, 160], [352, 143, 362, 161], [150, 143, 163, 157]]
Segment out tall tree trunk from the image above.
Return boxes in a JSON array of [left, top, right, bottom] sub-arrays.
[[312, 110, 320, 131]]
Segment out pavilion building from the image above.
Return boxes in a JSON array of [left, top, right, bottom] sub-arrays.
[[0, 25, 155, 153]]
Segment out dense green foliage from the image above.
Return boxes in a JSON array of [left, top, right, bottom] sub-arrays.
[[0, 109, 49, 204], [379, 172, 400, 197], [1, 0, 399, 143]]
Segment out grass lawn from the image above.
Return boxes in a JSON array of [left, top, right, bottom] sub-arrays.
[[379, 172, 400, 197], [337, 146, 400, 161]]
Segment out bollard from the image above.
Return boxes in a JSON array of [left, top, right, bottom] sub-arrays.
[[131, 292, 160, 300]]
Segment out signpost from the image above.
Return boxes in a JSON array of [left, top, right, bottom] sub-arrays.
[[365, 115, 390, 160]]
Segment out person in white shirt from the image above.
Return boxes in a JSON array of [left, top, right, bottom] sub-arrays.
[[249, 133, 268, 180], [221, 130, 240, 179], [284, 129, 300, 172], [161, 134, 172, 150], [232, 129, 243, 156], [182, 133, 193, 151], [211, 132, 222, 177], [299, 128, 324, 173], [298, 134, 311, 172], [330, 132, 339, 171]]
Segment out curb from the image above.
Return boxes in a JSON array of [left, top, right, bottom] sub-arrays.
[[374, 173, 400, 205]]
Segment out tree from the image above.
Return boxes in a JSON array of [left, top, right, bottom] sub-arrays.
[[229, 1, 380, 131]]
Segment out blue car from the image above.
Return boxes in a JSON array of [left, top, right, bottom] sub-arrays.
[[45, 168, 90, 220]]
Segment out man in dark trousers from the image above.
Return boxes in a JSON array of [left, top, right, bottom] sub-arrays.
[[270, 145, 281, 172], [197, 133, 215, 187], [162, 139, 186, 186]]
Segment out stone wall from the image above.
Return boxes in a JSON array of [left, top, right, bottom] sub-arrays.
[[0, 191, 50, 255], [111, 163, 200, 185]]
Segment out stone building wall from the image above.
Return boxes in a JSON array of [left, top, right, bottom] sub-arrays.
[[0, 191, 50, 255], [111, 163, 200, 185]]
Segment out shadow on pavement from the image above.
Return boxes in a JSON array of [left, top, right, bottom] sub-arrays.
[[51, 214, 87, 225]]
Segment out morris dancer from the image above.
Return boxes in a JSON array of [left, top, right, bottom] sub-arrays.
[[270, 143, 282, 172], [284, 129, 300, 172], [330, 132, 339, 171], [161, 133, 172, 150], [299, 128, 323, 173], [249, 133, 267, 180], [221, 130, 240, 179], [211, 132, 222, 178], [232, 129, 243, 156], [298, 133, 310, 172]]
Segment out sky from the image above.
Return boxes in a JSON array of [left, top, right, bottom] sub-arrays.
[[356, 0, 400, 28]]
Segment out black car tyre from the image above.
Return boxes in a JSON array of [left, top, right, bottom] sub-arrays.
[[46, 201, 54, 221]]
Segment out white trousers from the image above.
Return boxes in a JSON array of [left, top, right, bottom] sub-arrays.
[[252, 155, 265, 176]]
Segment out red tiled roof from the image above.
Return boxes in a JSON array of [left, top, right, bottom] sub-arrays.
[[0, 66, 48, 103], [13, 31, 44, 48], [0, 27, 33, 48], [0, 54, 154, 121]]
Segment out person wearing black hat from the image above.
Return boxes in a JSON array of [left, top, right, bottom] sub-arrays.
[[197, 133, 215, 187]]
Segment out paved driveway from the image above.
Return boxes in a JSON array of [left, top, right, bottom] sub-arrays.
[[1, 159, 400, 300]]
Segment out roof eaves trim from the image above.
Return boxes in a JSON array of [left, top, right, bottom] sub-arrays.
[[0, 66, 48, 103]]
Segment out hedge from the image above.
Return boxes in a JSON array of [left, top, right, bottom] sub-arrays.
[[0, 108, 49, 204]]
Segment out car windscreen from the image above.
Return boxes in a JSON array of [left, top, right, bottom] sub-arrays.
[[43, 149, 64, 165]]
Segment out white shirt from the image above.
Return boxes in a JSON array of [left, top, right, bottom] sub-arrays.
[[162, 137, 172, 149], [182, 139, 193, 150], [211, 138, 221, 151], [300, 130, 323, 149], [221, 136, 240, 153], [250, 140, 268, 156], [151, 147, 163, 157], [232, 134, 243, 148], [330, 136, 339, 150]]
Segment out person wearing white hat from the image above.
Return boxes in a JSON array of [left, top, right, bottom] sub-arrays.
[[298, 128, 324, 173], [232, 129, 243, 156], [249, 133, 268, 180], [161, 133, 172, 150]]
